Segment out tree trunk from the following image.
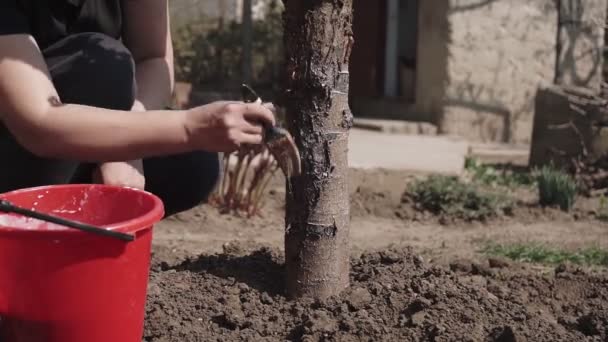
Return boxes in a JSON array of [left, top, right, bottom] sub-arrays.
[[283, 0, 354, 299], [242, 0, 253, 84], [217, 0, 225, 81]]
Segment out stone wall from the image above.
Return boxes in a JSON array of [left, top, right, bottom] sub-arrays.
[[440, 0, 559, 144], [415, 0, 450, 124], [428, 0, 607, 144], [555, 0, 606, 91], [170, 0, 238, 26]]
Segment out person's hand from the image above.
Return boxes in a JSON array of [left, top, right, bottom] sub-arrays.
[[184, 101, 275, 152], [93, 160, 146, 190]]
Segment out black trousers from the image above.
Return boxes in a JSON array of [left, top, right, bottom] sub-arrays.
[[0, 33, 220, 217]]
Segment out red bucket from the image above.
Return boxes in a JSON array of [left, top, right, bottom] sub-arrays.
[[0, 184, 164, 342]]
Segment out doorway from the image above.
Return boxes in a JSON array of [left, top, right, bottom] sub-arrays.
[[349, 0, 421, 119]]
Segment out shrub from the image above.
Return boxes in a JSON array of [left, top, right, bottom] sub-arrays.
[[172, 0, 284, 91], [536, 165, 577, 211], [405, 175, 513, 221], [464, 156, 535, 187]]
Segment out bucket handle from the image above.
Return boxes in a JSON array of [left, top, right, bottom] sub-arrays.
[[0, 200, 134, 242], [0, 290, 6, 315]]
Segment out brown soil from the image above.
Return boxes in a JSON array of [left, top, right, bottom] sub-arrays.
[[154, 168, 607, 263], [145, 168, 608, 341], [144, 244, 608, 341]]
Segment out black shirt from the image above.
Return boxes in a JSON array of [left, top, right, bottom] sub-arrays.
[[0, 0, 122, 49]]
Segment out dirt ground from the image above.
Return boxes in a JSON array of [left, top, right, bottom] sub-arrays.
[[144, 168, 608, 341], [150, 168, 608, 265]]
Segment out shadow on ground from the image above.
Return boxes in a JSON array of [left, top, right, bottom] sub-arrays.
[[170, 246, 286, 296]]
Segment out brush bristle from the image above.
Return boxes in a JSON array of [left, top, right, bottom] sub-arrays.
[[240, 83, 301, 177], [266, 132, 301, 178]]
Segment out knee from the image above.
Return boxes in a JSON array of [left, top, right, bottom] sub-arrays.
[[47, 32, 136, 110], [157, 152, 221, 217], [187, 152, 221, 201]]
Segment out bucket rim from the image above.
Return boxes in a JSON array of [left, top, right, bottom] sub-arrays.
[[0, 184, 165, 237]]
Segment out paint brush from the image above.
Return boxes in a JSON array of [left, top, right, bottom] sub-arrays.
[[241, 84, 302, 178]]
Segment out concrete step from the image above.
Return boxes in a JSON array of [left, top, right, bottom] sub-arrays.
[[348, 128, 468, 174], [353, 118, 437, 135]]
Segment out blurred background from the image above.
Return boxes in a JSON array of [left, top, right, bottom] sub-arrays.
[[148, 3, 608, 339], [170, 0, 284, 103], [170, 0, 608, 149]]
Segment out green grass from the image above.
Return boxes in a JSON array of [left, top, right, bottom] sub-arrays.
[[535, 165, 577, 211], [597, 195, 608, 222], [406, 175, 513, 221], [483, 243, 608, 267]]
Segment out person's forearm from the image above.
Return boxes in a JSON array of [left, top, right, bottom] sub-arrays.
[[24, 103, 190, 162], [118, 56, 174, 174]]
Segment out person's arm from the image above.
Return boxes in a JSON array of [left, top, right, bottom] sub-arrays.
[[95, 0, 174, 188], [0, 34, 192, 162], [0, 33, 274, 163], [122, 0, 174, 112]]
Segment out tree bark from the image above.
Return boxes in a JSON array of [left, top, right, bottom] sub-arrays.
[[283, 0, 354, 299]]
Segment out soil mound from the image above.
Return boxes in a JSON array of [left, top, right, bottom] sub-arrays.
[[144, 245, 607, 341]]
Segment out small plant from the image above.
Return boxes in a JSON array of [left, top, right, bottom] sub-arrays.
[[483, 243, 608, 267], [405, 175, 513, 221], [598, 194, 608, 221], [209, 146, 279, 217], [536, 165, 577, 211], [464, 156, 535, 187]]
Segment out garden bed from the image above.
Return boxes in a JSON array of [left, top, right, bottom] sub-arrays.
[[145, 244, 607, 341], [145, 167, 608, 341]]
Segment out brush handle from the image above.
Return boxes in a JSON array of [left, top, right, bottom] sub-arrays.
[[263, 125, 285, 142], [0, 200, 135, 242], [240, 84, 284, 142]]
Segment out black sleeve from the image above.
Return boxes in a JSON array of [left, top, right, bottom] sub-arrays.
[[0, 0, 30, 35]]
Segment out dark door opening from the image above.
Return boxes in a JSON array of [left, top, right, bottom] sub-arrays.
[[349, 0, 421, 120], [397, 0, 419, 103]]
